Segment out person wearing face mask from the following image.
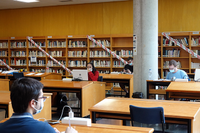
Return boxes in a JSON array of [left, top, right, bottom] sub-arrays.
[[166, 60, 188, 80], [120, 57, 133, 97], [0, 78, 59, 133], [86, 62, 99, 81]]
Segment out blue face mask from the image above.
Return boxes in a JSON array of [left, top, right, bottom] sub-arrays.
[[33, 99, 44, 115], [169, 69, 175, 73], [129, 63, 133, 66]]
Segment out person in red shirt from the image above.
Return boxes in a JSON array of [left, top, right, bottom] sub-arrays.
[[86, 62, 99, 81]]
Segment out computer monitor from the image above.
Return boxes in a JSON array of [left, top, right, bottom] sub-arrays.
[[194, 69, 200, 81], [72, 69, 88, 81]]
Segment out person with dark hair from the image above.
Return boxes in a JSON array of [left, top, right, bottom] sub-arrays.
[[0, 78, 59, 133], [86, 62, 99, 81], [120, 57, 133, 97], [166, 59, 188, 80]]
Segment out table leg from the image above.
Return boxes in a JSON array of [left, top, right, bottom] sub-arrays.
[[188, 119, 191, 133], [92, 112, 96, 123], [123, 120, 126, 126]]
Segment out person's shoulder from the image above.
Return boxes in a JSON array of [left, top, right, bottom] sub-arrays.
[[178, 69, 187, 74]]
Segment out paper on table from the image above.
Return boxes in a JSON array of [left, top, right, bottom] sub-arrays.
[[26, 73, 35, 75], [35, 73, 44, 75]]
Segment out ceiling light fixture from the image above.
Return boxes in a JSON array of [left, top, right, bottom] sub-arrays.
[[14, 0, 39, 3]]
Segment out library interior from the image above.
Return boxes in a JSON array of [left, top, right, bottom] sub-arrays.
[[0, 0, 200, 133]]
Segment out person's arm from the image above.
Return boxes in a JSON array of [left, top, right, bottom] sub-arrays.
[[88, 71, 99, 81], [181, 70, 188, 79]]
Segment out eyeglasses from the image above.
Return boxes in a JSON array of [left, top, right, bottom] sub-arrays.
[[38, 96, 47, 102]]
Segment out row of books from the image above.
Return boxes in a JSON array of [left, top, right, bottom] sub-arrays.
[[29, 51, 46, 57], [68, 41, 87, 48], [163, 49, 180, 57], [113, 83, 120, 87], [11, 51, 26, 57], [99, 70, 110, 74], [0, 59, 8, 65], [191, 50, 200, 58], [90, 51, 110, 57], [30, 69, 45, 73], [90, 40, 110, 47], [11, 42, 26, 48], [68, 60, 87, 67], [0, 42, 8, 48], [48, 41, 66, 48], [191, 38, 200, 46], [91, 60, 111, 67], [191, 62, 200, 69], [29, 42, 45, 48], [47, 60, 66, 67], [68, 51, 87, 57], [48, 68, 65, 75], [11, 59, 26, 66], [163, 61, 182, 68], [29, 60, 46, 66], [0, 51, 8, 57], [113, 61, 124, 67], [163, 38, 188, 46], [48, 51, 63, 57], [113, 50, 133, 57]]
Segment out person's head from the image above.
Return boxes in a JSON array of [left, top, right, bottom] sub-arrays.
[[127, 57, 133, 66], [169, 60, 177, 73], [11, 78, 46, 115], [86, 62, 97, 74]]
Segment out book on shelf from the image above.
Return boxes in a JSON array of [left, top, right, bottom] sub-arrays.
[[0, 59, 8, 65], [47, 40, 66, 48], [11, 51, 26, 57], [90, 39, 110, 47], [11, 59, 26, 66], [158, 50, 161, 57], [68, 40, 87, 48], [113, 50, 133, 57], [91, 60, 110, 67], [163, 48, 180, 57], [29, 60, 46, 66], [48, 51, 63, 57], [29, 41, 45, 48], [68, 60, 87, 67], [11, 42, 26, 48], [29, 51, 46, 57], [48, 68, 65, 75], [113, 83, 120, 87], [90, 50, 110, 57], [0, 42, 8, 48], [47, 60, 66, 67], [0, 51, 8, 57], [191, 62, 200, 69], [191, 50, 200, 58], [113, 61, 124, 67], [163, 61, 181, 68], [68, 50, 87, 57], [30, 68, 45, 73], [99, 70, 110, 74], [191, 37, 200, 46], [163, 38, 188, 46]]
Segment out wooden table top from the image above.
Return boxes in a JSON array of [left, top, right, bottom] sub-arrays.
[[40, 80, 93, 89], [99, 73, 133, 79], [166, 82, 200, 93], [89, 97, 200, 120], [51, 123, 154, 133], [146, 80, 172, 83], [24, 72, 61, 77], [0, 91, 10, 104]]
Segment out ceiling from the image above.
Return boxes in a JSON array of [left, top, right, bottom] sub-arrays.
[[0, 0, 126, 10]]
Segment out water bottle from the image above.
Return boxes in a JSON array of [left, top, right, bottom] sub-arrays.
[[149, 69, 152, 80]]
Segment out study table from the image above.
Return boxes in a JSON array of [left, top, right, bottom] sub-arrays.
[[99, 73, 133, 98], [50, 123, 154, 133], [89, 97, 200, 133], [0, 91, 52, 120], [166, 82, 200, 99], [40, 80, 105, 117]]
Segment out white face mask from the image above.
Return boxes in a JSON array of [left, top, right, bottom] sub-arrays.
[[33, 99, 44, 115], [89, 68, 92, 71]]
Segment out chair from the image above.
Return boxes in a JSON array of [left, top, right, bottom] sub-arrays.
[[129, 105, 166, 133], [13, 72, 24, 79], [98, 76, 103, 82]]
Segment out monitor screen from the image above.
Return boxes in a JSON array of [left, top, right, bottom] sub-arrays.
[[72, 69, 88, 81], [194, 69, 200, 81]]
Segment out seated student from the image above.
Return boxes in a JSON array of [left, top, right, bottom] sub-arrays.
[[166, 60, 188, 80], [0, 78, 59, 133], [119, 57, 133, 97], [86, 62, 99, 81]]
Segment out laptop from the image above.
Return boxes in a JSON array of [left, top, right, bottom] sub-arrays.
[[72, 69, 88, 81], [194, 69, 200, 81]]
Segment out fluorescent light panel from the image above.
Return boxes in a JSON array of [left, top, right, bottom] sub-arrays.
[[14, 0, 39, 3]]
